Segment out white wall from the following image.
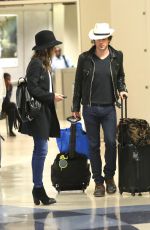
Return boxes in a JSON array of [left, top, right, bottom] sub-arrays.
[[110, 0, 150, 122], [52, 3, 64, 45], [64, 3, 78, 66], [53, 3, 78, 66], [78, 0, 111, 52], [23, 6, 53, 70]]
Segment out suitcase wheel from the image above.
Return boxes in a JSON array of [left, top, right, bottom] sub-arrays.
[[138, 193, 142, 196], [131, 192, 135, 196], [55, 184, 61, 193]]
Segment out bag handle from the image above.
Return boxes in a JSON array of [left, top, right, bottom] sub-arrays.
[[121, 96, 127, 119], [67, 116, 81, 124], [69, 124, 76, 158], [67, 116, 81, 158]]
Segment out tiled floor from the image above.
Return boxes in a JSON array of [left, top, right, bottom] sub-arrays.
[[0, 119, 150, 230]]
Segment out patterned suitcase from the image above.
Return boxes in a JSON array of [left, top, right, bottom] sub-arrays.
[[118, 98, 150, 195]]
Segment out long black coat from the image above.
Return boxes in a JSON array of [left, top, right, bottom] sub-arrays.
[[19, 58, 60, 139]]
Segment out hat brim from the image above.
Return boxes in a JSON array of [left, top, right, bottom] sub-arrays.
[[32, 40, 62, 50], [88, 28, 114, 40]]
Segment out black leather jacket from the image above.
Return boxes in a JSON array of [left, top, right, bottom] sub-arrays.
[[72, 45, 127, 111]]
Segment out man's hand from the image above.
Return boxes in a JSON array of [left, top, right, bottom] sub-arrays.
[[72, 112, 80, 118], [119, 91, 128, 100]]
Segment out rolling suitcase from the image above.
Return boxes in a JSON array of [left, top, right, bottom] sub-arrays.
[[51, 116, 91, 192], [118, 98, 150, 195]]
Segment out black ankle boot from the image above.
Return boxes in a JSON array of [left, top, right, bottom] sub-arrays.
[[32, 187, 56, 205]]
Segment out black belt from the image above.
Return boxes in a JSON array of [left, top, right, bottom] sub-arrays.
[[91, 103, 113, 107]]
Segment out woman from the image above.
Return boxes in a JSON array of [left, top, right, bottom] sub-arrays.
[[2, 73, 19, 136], [19, 30, 64, 205]]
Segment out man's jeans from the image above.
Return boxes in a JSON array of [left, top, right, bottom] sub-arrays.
[[32, 136, 48, 188], [83, 105, 117, 185]]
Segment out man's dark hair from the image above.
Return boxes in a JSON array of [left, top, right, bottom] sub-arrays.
[[91, 36, 113, 44], [108, 36, 112, 41]]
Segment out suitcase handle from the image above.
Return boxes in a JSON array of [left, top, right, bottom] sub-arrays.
[[121, 96, 127, 119], [67, 116, 81, 158], [67, 116, 81, 124]]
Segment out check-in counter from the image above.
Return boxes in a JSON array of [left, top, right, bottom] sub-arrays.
[[53, 68, 76, 120]]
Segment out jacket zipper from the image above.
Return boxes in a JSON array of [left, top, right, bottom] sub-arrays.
[[89, 58, 95, 106], [110, 58, 118, 102]]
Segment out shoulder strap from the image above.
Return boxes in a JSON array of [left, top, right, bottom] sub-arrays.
[[62, 55, 69, 68]]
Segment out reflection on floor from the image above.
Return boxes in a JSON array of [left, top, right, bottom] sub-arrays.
[[0, 119, 150, 229], [0, 205, 150, 230]]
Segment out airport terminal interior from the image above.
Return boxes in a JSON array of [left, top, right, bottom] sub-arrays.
[[0, 119, 150, 230], [0, 0, 150, 229]]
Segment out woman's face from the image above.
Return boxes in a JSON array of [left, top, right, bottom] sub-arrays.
[[47, 47, 55, 58]]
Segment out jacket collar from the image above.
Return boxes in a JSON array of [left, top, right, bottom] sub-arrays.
[[87, 45, 117, 59]]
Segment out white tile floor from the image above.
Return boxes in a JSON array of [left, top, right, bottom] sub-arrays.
[[0, 119, 150, 229]]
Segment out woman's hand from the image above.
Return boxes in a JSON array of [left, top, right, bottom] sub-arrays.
[[54, 93, 64, 102]]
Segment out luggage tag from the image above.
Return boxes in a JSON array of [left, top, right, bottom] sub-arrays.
[[59, 155, 68, 170]]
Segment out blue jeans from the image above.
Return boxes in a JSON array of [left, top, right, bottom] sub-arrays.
[[83, 105, 117, 184], [32, 136, 48, 187]]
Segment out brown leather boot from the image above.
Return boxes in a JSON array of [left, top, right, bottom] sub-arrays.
[[93, 184, 105, 197], [105, 178, 116, 194]]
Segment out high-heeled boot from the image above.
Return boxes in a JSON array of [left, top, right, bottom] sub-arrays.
[[32, 186, 56, 205]]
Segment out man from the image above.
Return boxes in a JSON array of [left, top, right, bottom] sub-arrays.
[[51, 47, 73, 70], [72, 22, 128, 197]]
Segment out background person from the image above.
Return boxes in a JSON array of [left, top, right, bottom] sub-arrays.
[[72, 22, 128, 197], [51, 47, 73, 71], [1, 73, 19, 136], [0, 67, 6, 115], [19, 30, 64, 205]]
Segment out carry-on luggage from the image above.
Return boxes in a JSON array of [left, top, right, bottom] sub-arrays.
[[118, 98, 150, 195], [51, 116, 91, 192]]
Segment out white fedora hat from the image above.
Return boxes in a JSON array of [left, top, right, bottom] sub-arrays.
[[88, 23, 114, 40]]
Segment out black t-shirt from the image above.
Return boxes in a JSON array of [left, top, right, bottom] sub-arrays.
[[91, 54, 115, 105]]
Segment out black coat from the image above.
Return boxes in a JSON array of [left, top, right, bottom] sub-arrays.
[[72, 45, 127, 111], [19, 58, 60, 139]]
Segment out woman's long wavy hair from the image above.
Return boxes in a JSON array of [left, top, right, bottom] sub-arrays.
[[31, 47, 54, 71]]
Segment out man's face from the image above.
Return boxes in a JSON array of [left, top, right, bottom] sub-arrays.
[[95, 38, 110, 51], [55, 48, 61, 58]]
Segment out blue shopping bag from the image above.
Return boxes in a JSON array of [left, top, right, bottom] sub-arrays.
[[56, 122, 89, 158]]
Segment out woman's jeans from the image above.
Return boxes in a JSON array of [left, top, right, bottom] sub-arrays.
[[83, 105, 117, 185], [32, 136, 48, 188]]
